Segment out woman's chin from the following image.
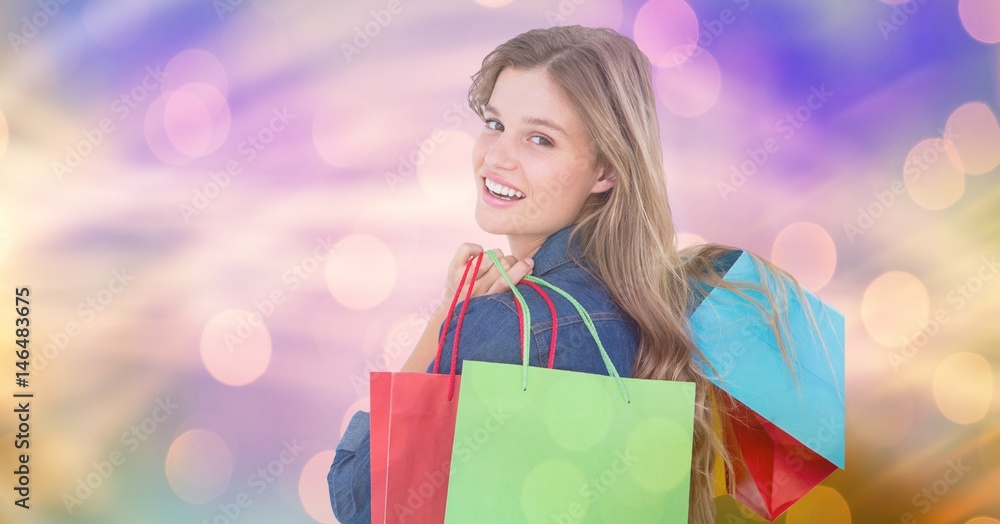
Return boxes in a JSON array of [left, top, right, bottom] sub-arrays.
[[474, 209, 512, 236]]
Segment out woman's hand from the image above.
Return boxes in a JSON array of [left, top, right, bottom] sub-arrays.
[[442, 243, 534, 302], [399, 243, 533, 373]]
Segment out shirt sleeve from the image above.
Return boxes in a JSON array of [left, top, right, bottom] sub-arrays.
[[327, 410, 372, 524]]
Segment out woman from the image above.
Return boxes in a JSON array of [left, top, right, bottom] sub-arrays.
[[330, 25, 779, 523]]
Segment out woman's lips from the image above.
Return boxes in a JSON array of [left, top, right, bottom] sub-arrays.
[[481, 178, 524, 209], [482, 172, 525, 195]]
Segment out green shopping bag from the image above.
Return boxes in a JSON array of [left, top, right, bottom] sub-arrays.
[[443, 251, 696, 523]]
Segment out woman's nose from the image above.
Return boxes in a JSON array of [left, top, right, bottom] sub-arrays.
[[484, 132, 517, 171]]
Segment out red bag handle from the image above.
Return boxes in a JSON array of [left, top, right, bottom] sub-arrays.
[[522, 281, 559, 369], [430, 253, 559, 399]]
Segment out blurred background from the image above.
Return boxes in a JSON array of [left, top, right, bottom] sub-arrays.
[[0, 0, 998, 522]]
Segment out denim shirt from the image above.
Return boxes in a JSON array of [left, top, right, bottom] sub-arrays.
[[327, 224, 641, 523]]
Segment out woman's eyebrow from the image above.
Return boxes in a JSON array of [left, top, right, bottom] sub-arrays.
[[484, 104, 569, 138], [523, 116, 568, 138]]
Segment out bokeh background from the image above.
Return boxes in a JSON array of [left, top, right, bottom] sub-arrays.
[[0, 0, 998, 522]]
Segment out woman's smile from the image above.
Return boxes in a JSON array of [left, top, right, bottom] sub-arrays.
[[481, 171, 526, 208]]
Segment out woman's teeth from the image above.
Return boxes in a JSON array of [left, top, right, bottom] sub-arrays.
[[485, 178, 525, 200]]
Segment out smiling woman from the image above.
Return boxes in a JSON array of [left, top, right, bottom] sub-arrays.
[[473, 67, 617, 256], [327, 25, 807, 524]]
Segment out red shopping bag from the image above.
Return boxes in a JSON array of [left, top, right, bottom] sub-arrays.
[[717, 391, 839, 521], [369, 252, 559, 523]]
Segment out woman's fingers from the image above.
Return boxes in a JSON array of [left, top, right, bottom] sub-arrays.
[[444, 244, 535, 298], [443, 243, 484, 298], [486, 257, 534, 294], [449, 243, 484, 276]]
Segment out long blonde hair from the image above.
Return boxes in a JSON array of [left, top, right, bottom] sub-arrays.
[[468, 25, 810, 522]]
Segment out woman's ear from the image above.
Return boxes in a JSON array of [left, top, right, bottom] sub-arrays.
[[592, 165, 617, 194]]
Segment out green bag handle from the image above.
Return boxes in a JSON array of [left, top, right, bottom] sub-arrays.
[[484, 250, 631, 404]]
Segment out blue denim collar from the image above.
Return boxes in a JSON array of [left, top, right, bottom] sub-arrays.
[[529, 224, 587, 277]]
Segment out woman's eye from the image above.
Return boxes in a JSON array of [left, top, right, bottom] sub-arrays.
[[484, 119, 503, 131], [530, 135, 553, 147]]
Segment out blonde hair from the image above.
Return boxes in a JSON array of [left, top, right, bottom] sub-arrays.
[[469, 25, 810, 522]]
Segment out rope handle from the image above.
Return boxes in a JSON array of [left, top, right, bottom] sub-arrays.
[[432, 252, 482, 400], [484, 250, 631, 404], [431, 251, 561, 400]]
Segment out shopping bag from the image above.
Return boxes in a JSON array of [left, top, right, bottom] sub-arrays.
[[444, 251, 697, 523], [370, 251, 562, 523], [717, 391, 839, 520], [688, 250, 845, 520], [369, 251, 482, 523]]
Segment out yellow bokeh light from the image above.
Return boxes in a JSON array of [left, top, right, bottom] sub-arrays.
[[474, 0, 514, 7], [771, 221, 838, 291], [655, 46, 722, 118], [633, 0, 700, 67], [959, 0, 1000, 44], [200, 309, 273, 386], [163, 83, 231, 158], [933, 351, 993, 425], [966, 518, 1000, 524], [299, 450, 339, 523], [165, 429, 233, 504], [785, 486, 851, 524], [946, 101, 1000, 175], [416, 129, 477, 209], [861, 271, 930, 347], [324, 234, 397, 310], [904, 138, 965, 211]]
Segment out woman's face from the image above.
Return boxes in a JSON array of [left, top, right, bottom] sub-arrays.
[[472, 67, 615, 242]]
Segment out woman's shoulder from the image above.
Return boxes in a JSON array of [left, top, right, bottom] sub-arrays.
[[462, 258, 633, 328], [436, 255, 638, 377]]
